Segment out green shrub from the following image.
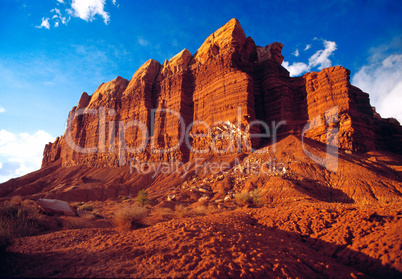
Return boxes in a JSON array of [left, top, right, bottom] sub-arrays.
[[114, 206, 149, 230], [136, 190, 150, 206]]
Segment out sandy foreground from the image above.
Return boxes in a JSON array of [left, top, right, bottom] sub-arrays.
[[1, 200, 401, 278]]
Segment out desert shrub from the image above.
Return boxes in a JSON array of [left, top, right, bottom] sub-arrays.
[[152, 207, 173, 217], [192, 205, 219, 216], [235, 191, 253, 207], [174, 204, 190, 218], [80, 204, 94, 212], [136, 190, 150, 206], [0, 200, 46, 237], [0, 199, 48, 252], [62, 214, 96, 229], [114, 206, 149, 230], [250, 189, 264, 207], [235, 189, 263, 207], [192, 205, 208, 216]]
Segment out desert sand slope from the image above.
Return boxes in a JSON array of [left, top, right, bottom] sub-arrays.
[[1, 203, 401, 278]]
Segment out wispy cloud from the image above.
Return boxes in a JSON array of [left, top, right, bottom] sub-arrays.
[[138, 38, 149, 47], [304, 44, 311, 51], [36, 17, 50, 29], [0, 129, 55, 183], [282, 39, 337, 76], [0, 105, 5, 114], [292, 49, 299, 57], [352, 42, 402, 123], [51, 7, 68, 25], [37, 0, 117, 29]]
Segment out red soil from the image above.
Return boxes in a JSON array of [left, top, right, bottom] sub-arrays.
[[1, 201, 401, 278]]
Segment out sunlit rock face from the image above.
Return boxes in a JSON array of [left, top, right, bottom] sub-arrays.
[[42, 18, 402, 168]]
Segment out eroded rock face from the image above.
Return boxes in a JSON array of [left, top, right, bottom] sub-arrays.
[[303, 66, 376, 152], [42, 18, 402, 169]]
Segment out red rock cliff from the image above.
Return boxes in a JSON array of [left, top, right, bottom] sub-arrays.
[[42, 18, 402, 168]]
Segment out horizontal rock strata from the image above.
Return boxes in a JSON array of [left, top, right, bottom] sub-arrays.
[[42, 18, 402, 169]]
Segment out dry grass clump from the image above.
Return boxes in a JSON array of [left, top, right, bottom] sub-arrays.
[[192, 205, 219, 216], [114, 206, 149, 230], [80, 204, 94, 212], [152, 207, 173, 218], [173, 204, 219, 218], [62, 214, 97, 230], [0, 197, 48, 252], [235, 189, 263, 207], [174, 204, 190, 218]]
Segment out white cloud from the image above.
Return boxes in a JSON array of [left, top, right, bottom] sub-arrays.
[[0, 105, 5, 114], [37, 0, 116, 29], [68, 0, 110, 24], [308, 40, 337, 69], [292, 49, 300, 57], [281, 61, 310, 77], [304, 44, 311, 51], [282, 39, 337, 77], [36, 17, 50, 29], [0, 129, 55, 183], [352, 53, 402, 123]]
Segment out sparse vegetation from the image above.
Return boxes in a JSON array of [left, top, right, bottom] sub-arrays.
[[152, 207, 173, 218], [251, 189, 263, 207], [136, 190, 150, 206], [235, 189, 264, 207], [235, 191, 253, 206], [0, 197, 48, 253], [62, 215, 96, 229], [71, 201, 84, 208], [114, 206, 149, 230], [174, 204, 190, 218], [192, 205, 219, 216], [80, 204, 94, 212]]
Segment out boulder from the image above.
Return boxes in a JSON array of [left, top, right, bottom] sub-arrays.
[[37, 199, 76, 216]]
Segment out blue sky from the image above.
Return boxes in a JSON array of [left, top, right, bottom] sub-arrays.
[[0, 0, 401, 182]]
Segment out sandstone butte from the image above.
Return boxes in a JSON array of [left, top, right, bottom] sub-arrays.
[[1, 19, 402, 278]]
